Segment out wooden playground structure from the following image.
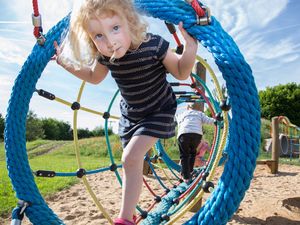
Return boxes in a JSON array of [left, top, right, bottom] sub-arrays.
[[258, 116, 300, 174]]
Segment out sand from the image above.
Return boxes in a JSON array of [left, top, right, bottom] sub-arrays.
[[1, 164, 300, 225]]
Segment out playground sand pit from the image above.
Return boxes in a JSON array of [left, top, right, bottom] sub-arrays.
[[1, 164, 300, 225]]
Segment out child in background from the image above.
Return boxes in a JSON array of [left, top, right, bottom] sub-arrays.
[[54, 0, 198, 224], [177, 103, 214, 183]]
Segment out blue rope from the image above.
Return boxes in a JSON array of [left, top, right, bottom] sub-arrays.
[[5, 0, 260, 224]]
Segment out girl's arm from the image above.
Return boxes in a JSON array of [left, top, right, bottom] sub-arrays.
[[54, 41, 109, 84], [163, 22, 198, 80]]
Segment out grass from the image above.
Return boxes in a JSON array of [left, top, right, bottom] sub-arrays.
[[1, 120, 300, 218]]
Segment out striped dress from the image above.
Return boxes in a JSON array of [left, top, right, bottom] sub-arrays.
[[98, 34, 177, 148]]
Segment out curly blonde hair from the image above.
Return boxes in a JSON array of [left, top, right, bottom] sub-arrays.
[[63, 0, 148, 68]]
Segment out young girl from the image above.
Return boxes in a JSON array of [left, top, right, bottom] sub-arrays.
[[54, 0, 197, 224]]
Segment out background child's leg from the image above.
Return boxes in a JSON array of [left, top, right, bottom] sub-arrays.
[[178, 134, 191, 180], [119, 135, 158, 222], [189, 134, 202, 173]]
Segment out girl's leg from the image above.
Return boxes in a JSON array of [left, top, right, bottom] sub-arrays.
[[119, 135, 158, 222]]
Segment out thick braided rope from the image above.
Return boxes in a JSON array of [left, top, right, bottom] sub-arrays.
[[5, 16, 69, 224], [5, 0, 260, 224], [135, 0, 260, 224]]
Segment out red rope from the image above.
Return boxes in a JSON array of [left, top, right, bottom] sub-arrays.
[[32, 0, 39, 16], [173, 33, 182, 47], [32, 0, 41, 38], [190, 0, 206, 17]]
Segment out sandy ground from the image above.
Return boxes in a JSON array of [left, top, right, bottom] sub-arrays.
[[1, 164, 300, 225]]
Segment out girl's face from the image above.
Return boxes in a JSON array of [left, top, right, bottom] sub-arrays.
[[87, 14, 132, 59]]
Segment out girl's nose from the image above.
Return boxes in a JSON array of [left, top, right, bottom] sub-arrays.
[[107, 39, 117, 49]]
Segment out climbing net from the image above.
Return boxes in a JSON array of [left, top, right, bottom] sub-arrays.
[[5, 0, 261, 225]]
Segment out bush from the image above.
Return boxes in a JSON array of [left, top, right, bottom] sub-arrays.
[[259, 83, 300, 126], [26, 111, 45, 141], [0, 114, 4, 141]]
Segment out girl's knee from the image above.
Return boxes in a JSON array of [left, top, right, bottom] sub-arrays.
[[122, 151, 141, 169]]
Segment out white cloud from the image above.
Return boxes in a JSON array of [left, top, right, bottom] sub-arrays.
[[0, 37, 31, 65], [0, 76, 14, 114], [205, 0, 289, 33]]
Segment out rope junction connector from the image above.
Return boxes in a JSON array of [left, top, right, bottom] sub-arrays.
[[31, 14, 42, 27], [185, 0, 211, 25], [76, 168, 86, 178], [220, 97, 231, 111], [36, 89, 55, 100], [11, 200, 31, 225], [196, 5, 211, 26], [32, 13, 46, 45], [18, 200, 30, 216], [34, 170, 56, 177]]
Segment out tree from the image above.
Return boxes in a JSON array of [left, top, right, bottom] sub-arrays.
[[0, 114, 4, 140], [259, 83, 300, 126], [26, 110, 45, 141], [42, 118, 73, 140]]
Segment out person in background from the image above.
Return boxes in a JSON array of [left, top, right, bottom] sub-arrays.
[[177, 103, 214, 183]]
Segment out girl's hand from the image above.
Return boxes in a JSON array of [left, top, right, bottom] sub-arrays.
[[53, 41, 63, 66], [178, 21, 197, 47]]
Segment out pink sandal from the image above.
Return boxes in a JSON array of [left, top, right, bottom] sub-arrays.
[[114, 218, 136, 225]]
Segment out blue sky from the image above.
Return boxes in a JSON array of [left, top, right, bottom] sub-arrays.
[[0, 0, 299, 131]]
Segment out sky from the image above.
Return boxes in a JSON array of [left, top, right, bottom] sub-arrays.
[[0, 0, 299, 132]]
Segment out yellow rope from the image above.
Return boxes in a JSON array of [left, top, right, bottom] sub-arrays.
[[196, 55, 224, 102], [82, 176, 114, 224], [72, 81, 113, 224], [54, 95, 119, 119]]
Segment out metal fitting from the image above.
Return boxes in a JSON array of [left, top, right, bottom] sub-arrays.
[[197, 6, 211, 25], [32, 14, 42, 27]]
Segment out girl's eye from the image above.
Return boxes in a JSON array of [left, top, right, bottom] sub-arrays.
[[113, 25, 119, 31], [95, 34, 103, 39]]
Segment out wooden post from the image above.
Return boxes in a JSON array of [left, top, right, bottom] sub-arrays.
[[271, 117, 279, 174], [193, 62, 206, 111], [143, 149, 153, 175], [188, 62, 206, 212]]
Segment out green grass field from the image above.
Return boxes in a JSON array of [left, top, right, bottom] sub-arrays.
[[0, 136, 122, 217], [1, 121, 300, 218]]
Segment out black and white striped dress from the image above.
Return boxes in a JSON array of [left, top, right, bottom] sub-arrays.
[[98, 34, 177, 148]]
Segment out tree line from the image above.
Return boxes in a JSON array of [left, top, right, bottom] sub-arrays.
[[1, 82, 299, 142], [0, 110, 112, 142]]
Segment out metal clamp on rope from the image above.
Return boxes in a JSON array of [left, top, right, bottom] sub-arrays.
[[37, 33, 46, 45], [32, 14, 46, 45], [11, 200, 31, 225], [196, 6, 211, 26], [32, 14, 42, 27], [18, 200, 30, 215]]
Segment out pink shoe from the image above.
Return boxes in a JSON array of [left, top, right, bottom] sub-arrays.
[[133, 215, 137, 223], [114, 218, 136, 225]]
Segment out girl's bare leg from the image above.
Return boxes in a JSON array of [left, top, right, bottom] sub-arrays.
[[119, 135, 158, 222]]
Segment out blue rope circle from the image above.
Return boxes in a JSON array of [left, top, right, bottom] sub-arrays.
[[5, 1, 260, 224]]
